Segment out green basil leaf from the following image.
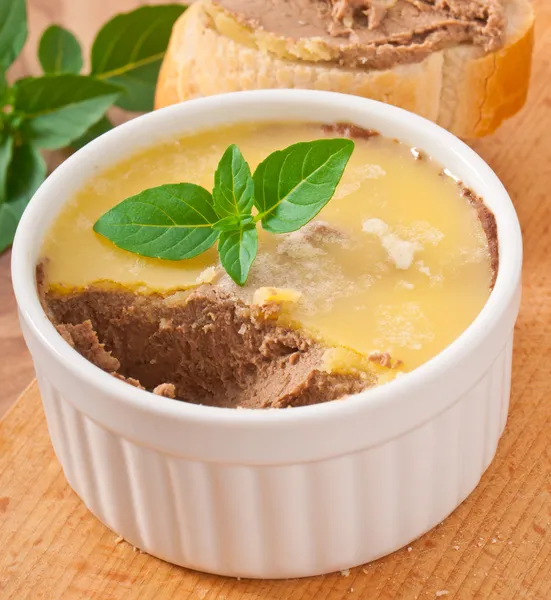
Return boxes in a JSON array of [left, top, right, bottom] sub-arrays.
[[71, 115, 113, 150], [212, 215, 241, 232], [0, 131, 13, 203], [94, 183, 219, 260], [0, 195, 27, 252], [13, 75, 120, 149], [253, 139, 354, 234], [213, 144, 254, 219], [91, 5, 186, 112], [239, 214, 255, 227], [0, 142, 46, 252], [218, 225, 258, 286], [38, 25, 83, 75], [0, 67, 8, 104], [7, 142, 46, 204], [0, 0, 27, 71]]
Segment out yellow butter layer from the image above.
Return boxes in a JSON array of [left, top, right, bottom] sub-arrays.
[[41, 122, 493, 371]]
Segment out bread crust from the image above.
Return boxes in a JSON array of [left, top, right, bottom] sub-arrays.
[[155, 0, 534, 138]]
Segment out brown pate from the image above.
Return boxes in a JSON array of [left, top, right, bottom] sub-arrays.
[[212, 0, 506, 69]]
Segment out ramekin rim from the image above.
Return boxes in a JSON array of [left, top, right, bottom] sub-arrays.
[[11, 89, 522, 426]]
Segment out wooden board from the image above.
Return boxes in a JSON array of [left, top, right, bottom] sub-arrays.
[[0, 250, 36, 415], [0, 1, 550, 598], [1, 363, 551, 600]]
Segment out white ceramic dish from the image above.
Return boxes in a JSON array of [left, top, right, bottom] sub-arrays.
[[12, 90, 522, 579]]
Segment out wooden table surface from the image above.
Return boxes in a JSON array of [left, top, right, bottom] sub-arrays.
[[1, 0, 551, 598]]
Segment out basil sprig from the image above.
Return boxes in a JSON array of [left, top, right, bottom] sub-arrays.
[[0, 0, 186, 253], [94, 139, 354, 286]]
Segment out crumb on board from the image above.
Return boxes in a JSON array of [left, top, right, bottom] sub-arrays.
[[435, 592, 449, 597], [407, 546, 413, 552], [341, 568, 351, 577], [114, 536, 124, 545]]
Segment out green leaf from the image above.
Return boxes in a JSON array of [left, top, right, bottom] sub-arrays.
[[212, 215, 241, 232], [0, 68, 8, 104], [71, 115, 113, 150], [253, 139, 354, 234], [0, 195, 27, 252], [0, 0, 27, 71], [91, 5, 187, 112], [0, 143, 46, 252], [13, 74, 120, 149], [94, 183, 219, 260], [7, 142, 46, 203], [0, 131, 13, 203], [213, 144, 254, 219], [39, 25, 83, 74], [218, 225, 258, 286]]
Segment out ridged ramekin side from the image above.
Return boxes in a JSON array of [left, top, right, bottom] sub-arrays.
[[34, 334, 513, 579]]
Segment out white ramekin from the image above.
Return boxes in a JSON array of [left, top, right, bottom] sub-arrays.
[[12, 90, 522, 579]]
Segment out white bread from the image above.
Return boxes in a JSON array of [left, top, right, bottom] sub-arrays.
[[155, 0, 534, 138]]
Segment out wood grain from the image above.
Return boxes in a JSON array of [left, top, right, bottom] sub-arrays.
[[0, 251, 36, 415], [0, 1, 550, 597]]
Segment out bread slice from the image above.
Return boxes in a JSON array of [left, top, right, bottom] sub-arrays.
[[155, 0, 534, 138]]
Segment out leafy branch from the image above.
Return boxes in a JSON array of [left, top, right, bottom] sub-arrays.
[[0, 0, 186, 253], [94, 139, 355, 286]]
